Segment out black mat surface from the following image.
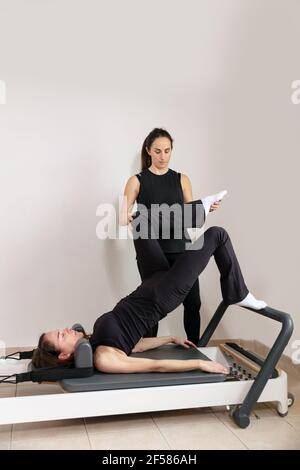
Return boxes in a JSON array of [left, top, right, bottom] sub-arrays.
[[60, 345, 226, 392]]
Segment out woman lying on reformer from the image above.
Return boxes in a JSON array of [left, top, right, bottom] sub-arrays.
[[32, 191, 267, 375]]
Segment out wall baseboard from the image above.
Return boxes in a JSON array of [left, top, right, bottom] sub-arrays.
[[252, 339, 300, 379]]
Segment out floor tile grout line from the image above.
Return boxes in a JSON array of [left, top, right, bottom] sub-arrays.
[[11, 415, 92, 446], [151, 409, 247, 450], [84, 414, 172, 449], [211, 409, 250, 450], [83, 418, 93, 450], [83, 415, 164, 438], [151, 415, 172, 450], [281, 417, 300, 431], [11, 417, 92, 450], [213, 410, 300, 450]]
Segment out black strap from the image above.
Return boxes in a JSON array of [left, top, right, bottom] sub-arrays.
[[16, 366, 94, 383], [0, 374, 17, 384], [1, 364, 94, 385], [2, 350, 35, 360]]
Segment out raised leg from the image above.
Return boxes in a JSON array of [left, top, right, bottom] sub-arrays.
[[153, 226, 249, 314]]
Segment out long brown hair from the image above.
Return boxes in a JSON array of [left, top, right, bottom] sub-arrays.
[[32, 330, 90, 368], [32, 333, 64, 368], [141, 128, 174, 170]]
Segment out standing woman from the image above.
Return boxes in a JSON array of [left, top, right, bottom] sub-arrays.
[[121, 128, 221, 343]]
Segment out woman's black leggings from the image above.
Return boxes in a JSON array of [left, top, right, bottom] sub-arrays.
[[132, 200, 249, 325], [137, 253, 201, 344]]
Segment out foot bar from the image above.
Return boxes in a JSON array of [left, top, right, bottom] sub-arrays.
[[198, 302, 294, 428]]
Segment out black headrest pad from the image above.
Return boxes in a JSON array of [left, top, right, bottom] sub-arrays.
[[74, 338, 93, 369]]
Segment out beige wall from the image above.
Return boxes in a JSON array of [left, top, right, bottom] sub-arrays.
[[0, 0, 299, 357]]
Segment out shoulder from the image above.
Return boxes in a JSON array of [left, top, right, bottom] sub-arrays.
[[94, 344, 125, 355], [94, 345, 128, 373], [168, 168, 182, 182], [180, 173, 192, 188], [94, 345, 127, 360], [124, 174, 141, 191], [128, 174, 141, 184], [136, 168, 149, 179]]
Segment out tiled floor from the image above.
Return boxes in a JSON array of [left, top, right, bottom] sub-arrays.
[[0, 378, 300, 450]]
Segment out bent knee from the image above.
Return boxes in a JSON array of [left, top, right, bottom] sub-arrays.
[[206, 225, 227, 235], [206, 226, 229, 243]]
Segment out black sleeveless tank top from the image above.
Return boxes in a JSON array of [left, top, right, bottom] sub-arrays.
[[136, 168, 190, 253], [89, 271, 166, 355]]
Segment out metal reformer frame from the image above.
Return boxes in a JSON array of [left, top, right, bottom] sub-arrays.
[[0, 302, 294, 429], [198, 301, 294, 428]]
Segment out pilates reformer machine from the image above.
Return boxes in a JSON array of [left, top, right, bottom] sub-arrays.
[[0, 302, 294, 429]]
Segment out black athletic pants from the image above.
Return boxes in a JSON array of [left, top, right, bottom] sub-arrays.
[[132, 200, 249, 336], [137, 253, 201, 344]]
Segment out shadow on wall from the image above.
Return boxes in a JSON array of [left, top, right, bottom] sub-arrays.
[[101, 153, 141, 303]]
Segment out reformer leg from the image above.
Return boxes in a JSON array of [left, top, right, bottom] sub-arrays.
[[199, 301, 294, 428]]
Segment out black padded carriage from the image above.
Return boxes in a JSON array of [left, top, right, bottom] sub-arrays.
[[60, 344, 226, 392]]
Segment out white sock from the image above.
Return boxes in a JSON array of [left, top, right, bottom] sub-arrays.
[[235, 292, 267, 310], [202, 190, 228, 216]]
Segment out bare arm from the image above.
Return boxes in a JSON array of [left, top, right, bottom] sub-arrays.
[[132, 336, 173, 353], [181, 174, 193, 203], [119, 176, 140, 225], [94, 346, 228, 374], [132, 336, 197, 353]]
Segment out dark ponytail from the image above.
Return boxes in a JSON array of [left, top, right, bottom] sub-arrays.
[[141, 128, 174, 170]]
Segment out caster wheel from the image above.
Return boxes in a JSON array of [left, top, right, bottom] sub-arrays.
[[288, 392, 294, 408], [277, 392, 294, 417], [277, 410, 288, 418]]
